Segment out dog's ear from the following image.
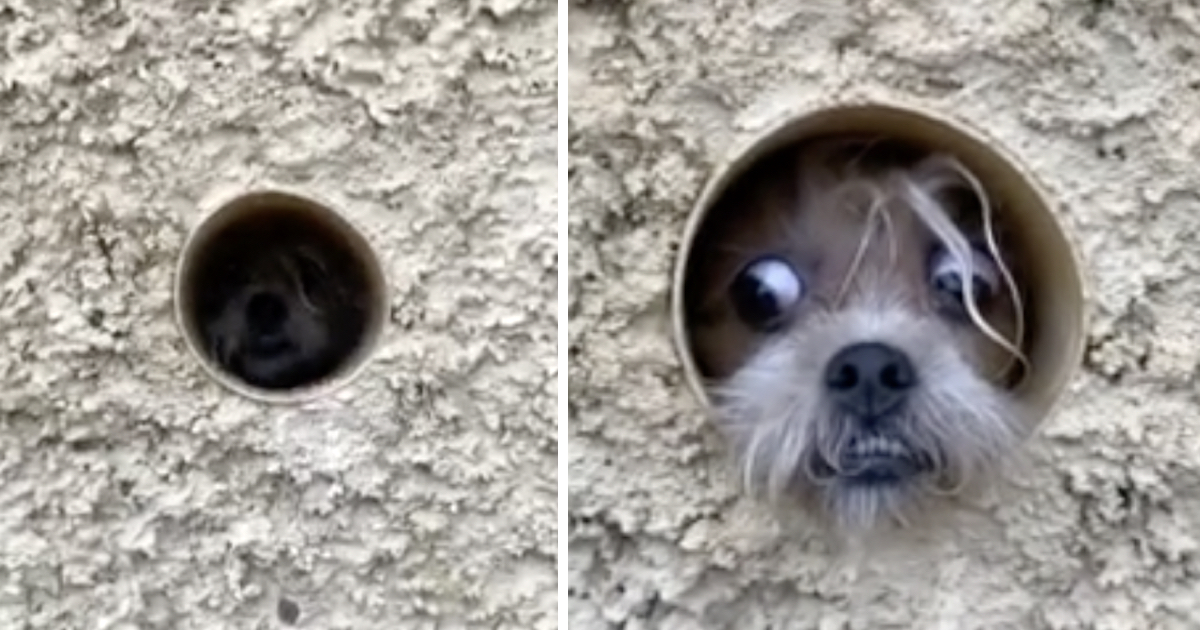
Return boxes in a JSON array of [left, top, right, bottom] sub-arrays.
[[291, 247, 331, 302], [203, 316, 237, 366]]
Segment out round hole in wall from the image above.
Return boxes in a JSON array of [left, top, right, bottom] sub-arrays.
[[672, 102, 1087, 429], [175, 190, 388, 403]]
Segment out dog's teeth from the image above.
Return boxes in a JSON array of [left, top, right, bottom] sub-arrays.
[[846, 435, 911, 459]]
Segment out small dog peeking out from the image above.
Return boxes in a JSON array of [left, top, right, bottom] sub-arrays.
[[194, 220, 368, 390], [685, 137, 1030, 534]]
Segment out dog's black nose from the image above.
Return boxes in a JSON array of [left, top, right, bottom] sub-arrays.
[[246, 291, 289, 333], [824, 342, 916, 418]]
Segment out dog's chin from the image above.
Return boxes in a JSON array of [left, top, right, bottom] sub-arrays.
[[718, 382, 1022, 533], [797, 417, 1012, 532], [803, 433, 930, 526], [232, 342, 331, 389], [820, 477, 920, 534]]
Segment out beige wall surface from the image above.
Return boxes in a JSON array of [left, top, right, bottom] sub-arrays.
[[0, 1, 557, 628], [569, 1, 1200, 628]]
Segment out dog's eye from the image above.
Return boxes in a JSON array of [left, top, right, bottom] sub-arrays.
[[930, 247, 1000, 311], [730, 256, 804, 330]]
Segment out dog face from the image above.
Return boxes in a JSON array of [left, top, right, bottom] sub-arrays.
[[198, 234, 361, 390], [686, 138, 1028, 532]]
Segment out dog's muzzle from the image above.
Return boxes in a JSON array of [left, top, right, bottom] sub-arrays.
[[823, 341, 928, 483]]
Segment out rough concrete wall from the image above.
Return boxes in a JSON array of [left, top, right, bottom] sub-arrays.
[[0, 1, 556, 628], [569, 1, 1200, 628]]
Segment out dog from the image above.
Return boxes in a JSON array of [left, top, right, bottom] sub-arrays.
[[195, 222, 366, 390], [684, 137, 1029, 533]]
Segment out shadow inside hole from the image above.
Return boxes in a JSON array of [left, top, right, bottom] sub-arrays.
[[277, 597, 300, 625], [183, 201, 374, 391]]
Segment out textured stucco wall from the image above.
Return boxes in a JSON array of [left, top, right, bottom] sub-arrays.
[[0, 1, 557, 628], [569, 1, 1200, 628]]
